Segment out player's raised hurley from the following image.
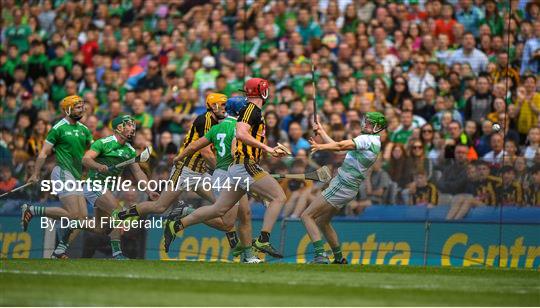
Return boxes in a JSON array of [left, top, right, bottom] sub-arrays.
[[272, 166, 332, 183], [107, 146, 152, 171]]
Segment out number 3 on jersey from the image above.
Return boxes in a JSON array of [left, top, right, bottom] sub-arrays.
[[216, 133, 227, 157]]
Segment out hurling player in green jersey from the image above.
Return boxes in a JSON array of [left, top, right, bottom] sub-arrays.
[[302, 112, 387, 264], [81, 115, 159, 259], [169, 96, 260, 263], [22, 95, 93, 258]]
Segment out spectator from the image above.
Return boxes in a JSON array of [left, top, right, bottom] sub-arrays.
[[131, 98, 154, 129], [520, 20, 540, 75], [456, 0, 484, 37], [386, 75, 412, 108], [409, 171, 438, 208], [0, 165, 18, 197], [448, 32, 489, 74], [288, 122, 310, 156], [387, 143, 413, 193], [136, 58, 166, 91], [482, 133, 507, 166], [525, 164, 540, 207], [390, 110, 415, 144], [524, 127, 540, 166], [515, 75, 540, 138], [264, 111, 289, 148], [438, 144, 470, 196], [407, 53, 436, 101], [495, 166, 524, 206], [464, 75, 494, 123]]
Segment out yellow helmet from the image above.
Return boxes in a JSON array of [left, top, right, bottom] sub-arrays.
[[60, 95, 84, 116], [205, 93, 227, 110]]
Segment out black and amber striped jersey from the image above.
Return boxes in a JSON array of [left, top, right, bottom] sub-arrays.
[[234, 102, 265, 164], [525, 184, 540, 207], [177, 111, 217, 173], [411, 182, 438, 206], [473, 176, 499, 205], [495, 180, 524, 206]]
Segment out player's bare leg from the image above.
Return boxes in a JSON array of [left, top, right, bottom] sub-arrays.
[[249, 175, 286, 234], [245, 175, 286, 258], [301, 195, 336, 264], [94, 192, 126, 259], [445, 194, 466, 220], [315, 207, 346, 264], [163, 188, 244, 253]]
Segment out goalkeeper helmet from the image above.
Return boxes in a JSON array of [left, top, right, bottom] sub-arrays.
[[364, 112, 387, 134]]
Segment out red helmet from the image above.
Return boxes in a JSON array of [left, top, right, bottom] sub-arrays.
[[243, 78, 269, 99]]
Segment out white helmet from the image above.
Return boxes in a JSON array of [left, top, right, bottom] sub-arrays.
[[202, 56, 216, 68]]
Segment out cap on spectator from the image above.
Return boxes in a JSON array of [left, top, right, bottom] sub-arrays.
[[21, 92, 32, 99], [202, 56, 216, 68]]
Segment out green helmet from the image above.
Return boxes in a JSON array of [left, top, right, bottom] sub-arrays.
[[112, 115, 136, 141], [112, 115, 135, 129], [365, 112, 387, 133]]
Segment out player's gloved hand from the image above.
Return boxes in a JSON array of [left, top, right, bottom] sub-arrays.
[[97, 164, 109, 173], [27, 173, 39, 184], [147, 191, 160, 201]]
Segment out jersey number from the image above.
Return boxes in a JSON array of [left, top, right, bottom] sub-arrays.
[[216, 133, 227, 157]]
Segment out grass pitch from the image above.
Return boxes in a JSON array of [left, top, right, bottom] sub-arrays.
[[1, 259, 539, 306]]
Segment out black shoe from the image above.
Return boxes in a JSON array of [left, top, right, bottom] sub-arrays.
[[21, 204, 33, 232], [253, 239, 283, 258], [332, 258, 348, 264], [163, 220, 177, 253]]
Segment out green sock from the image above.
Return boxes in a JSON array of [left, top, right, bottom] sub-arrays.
[[111, 240, 122, 257], [313, 240, 325, 257], [332, 246, 343, 260]]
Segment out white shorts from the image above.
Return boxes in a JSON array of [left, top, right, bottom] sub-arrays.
[[83, 186, 104, 207], [50, 166, 83, 198], [168, 164, 211, 192], [322, 175, 360, 209]]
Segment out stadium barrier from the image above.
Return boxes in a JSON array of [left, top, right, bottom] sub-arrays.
[[1, 200, 539, 268]]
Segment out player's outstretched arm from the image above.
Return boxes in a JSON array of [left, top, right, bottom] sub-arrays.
[[28, 142, 54, 183], [200, 144, 217, 170], [173, 137, 211, 164], [82, 150, 109, 173], [309, 138, 355, 153], [312, 120, 334, 144], [236, 122, 273, 153]]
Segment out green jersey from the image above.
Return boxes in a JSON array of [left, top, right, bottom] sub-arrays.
[[87, 135, 137, 184], [45, 118, 93, 180], [204, 117, 237, 171]]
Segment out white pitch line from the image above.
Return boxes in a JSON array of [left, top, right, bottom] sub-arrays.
[[1, 269, 538, 294]]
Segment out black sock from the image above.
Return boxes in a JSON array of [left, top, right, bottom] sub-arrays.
[[173, 220, 184, 233], [225, 231, 239, 248], [118, 207, 139, 220], [258, 231, 270, 243]]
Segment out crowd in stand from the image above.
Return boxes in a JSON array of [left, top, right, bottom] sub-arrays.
[[1, 0, 539, 219]]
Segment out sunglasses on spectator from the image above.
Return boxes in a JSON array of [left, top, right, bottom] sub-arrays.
[[395, 81, 405, 85], [412, 145, 423, 149], [415, 61, 426, 65], [422, 129, 433, 133]]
